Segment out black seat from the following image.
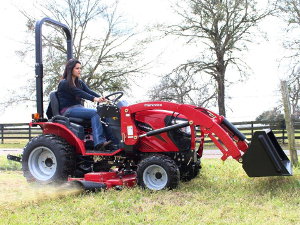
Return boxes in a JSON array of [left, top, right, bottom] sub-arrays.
[[49, 91, 90, 127], [49, 91, 61, 116]]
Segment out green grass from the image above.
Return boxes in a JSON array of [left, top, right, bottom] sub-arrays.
[[0, 156, 22, 171], [0, 159, 299, 224], [0, 139, 28, 149]]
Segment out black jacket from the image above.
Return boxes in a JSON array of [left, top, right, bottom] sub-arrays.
[[57, 79, 100, 111]]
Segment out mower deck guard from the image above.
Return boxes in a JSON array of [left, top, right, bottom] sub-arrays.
[[242, 130, 292, 177]]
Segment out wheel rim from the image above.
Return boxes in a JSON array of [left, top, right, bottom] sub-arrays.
[[143, 164, 168, 190], [28, 146, 57, 181]]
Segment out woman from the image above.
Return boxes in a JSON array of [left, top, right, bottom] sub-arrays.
[[57, 59, 111, 150]]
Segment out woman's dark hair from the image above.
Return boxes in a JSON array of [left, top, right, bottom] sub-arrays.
[[62, 59, 81, 87]]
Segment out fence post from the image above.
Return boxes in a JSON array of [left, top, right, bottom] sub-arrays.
[[28, 124, 32, 140], [282, 124, 285, 145], [0, 124, 3, 144], [251, 121, 254, 141]]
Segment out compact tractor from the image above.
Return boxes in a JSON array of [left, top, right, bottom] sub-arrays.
[[8, 18, 292, 191]]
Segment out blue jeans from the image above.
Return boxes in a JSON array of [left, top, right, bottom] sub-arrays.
[[64, 106, 106, 147]]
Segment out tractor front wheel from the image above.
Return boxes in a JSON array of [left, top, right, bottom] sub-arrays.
[[22, 135, 75, 184], [137, 154, 180, 190], [180, 159, 201, 182]]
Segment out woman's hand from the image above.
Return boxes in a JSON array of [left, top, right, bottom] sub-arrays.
[[93, 97, 107, 103]]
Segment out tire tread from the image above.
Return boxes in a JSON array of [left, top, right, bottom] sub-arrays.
[[137, 154, 180, 190], [22, 134, 75, 184]]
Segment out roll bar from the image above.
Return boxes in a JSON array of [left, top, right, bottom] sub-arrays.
[[35, 17, 73, 119]]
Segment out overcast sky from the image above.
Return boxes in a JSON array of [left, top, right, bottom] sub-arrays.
[[0, 0, 290, 123]]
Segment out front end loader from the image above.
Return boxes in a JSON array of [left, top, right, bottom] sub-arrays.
[[7, 17, 292, 191]]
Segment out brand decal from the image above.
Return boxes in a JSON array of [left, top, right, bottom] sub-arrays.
[[144, 104, 163, 107]]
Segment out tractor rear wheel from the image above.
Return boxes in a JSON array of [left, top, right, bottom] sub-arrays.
[[22, 134, 75, 184], [137, 154, 180, 190]]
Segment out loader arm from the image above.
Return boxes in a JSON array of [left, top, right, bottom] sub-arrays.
[[121, 101, 248, 161]]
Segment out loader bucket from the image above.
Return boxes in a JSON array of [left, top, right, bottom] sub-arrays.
[[242, 129, 292, 177]]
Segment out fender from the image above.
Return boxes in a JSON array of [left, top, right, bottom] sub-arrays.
[[31, 122, 86, 155]]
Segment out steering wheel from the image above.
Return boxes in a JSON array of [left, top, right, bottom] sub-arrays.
[[104, 91, 124, 104]]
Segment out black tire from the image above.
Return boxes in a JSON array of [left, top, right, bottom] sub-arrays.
[[22, 134, 76, 184], [180, 160, 201, 182], [137, 154, 180, 190]]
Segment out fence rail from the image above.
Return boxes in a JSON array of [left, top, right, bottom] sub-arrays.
[[1, 120, 300, 144]]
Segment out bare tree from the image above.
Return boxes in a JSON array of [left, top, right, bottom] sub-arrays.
[[148, 66, 217, 108], [4, 0, 148, 109], [276, 0, 300, 118], [159, 0, 272, 116], [287, 71, 300, 118]]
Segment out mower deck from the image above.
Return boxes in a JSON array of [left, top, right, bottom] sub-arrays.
[[68, 171, 137, 191]]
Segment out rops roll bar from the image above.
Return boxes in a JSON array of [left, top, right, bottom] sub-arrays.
[[35, 17, 73, 119]]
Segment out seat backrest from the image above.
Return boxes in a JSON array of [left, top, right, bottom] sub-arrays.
[[49, 91, 60, 116], [49, 91, 90, 126]]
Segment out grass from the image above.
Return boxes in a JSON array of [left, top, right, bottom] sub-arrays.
[[0, 156, 22, 171], [0, 139, 28, 149], [0, 159, 299, 224]]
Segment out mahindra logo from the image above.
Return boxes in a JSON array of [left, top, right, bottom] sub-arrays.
[[144, 104, 162, 107]]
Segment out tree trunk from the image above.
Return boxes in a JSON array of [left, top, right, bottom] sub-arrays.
[[215, 50, 226, 117], [281, 80, 299, 167], [217, 75, 226, 117]]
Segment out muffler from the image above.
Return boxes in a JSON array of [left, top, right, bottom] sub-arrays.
[[241, 129, 292, 177]]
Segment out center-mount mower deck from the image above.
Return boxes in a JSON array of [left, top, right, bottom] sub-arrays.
[[7, 17, 292, 191]]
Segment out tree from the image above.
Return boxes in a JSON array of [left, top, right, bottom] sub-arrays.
[[276, 0, 300, 119], [3, 0, 148, 109], [255, 107, 284, 123], [281, 80, 298, 167], [159, 0, 272, 116], [287, 71, 300, 119], [148, 66, 217, 108]]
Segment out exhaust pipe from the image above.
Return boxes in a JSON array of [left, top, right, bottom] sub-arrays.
[[242, 129, 292, 177]]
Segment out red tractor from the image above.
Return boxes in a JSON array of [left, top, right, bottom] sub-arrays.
[[8, 18, 292, 191]]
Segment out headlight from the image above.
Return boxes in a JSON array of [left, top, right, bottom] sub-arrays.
[[180, 126, 191, 135], [172, 119, 191, 135]]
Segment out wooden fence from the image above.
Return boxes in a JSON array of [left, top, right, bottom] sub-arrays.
[[233, 120, 300, 144], [0, 123, 42, 144], [1, 120, 300, 144]]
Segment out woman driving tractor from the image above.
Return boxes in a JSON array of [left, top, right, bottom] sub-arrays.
[[57, 58, 112, 150]]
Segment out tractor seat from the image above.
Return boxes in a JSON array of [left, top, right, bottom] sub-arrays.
[[68, 117, 91, 127], [49, 91, 91, 127]]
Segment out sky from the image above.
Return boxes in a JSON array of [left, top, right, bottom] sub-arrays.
[[0, 0, 292, 123]]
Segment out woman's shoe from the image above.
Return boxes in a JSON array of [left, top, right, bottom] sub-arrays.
[[95, 140, 112, 151], [104, 143, 119, 151]]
